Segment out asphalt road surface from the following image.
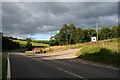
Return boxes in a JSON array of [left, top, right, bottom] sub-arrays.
[[9, 53, 119, 80]]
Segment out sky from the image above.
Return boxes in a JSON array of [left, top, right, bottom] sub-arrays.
[[1, 0, 119, 40]]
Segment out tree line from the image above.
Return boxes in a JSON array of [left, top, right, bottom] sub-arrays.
[[50, 24, 120, 46], [1, 33, 21, 51]]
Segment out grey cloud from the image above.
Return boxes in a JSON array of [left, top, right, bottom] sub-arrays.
[[2, 2, 118, 39], [2, 0, 120, 2]]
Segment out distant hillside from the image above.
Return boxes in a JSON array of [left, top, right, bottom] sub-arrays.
[[12, 40, 49, 47]]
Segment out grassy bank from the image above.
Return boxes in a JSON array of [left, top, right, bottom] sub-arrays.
[[76, 38, 120, 67], [0, 53, 2, 80], [44, 44, 83, 53], [2, 52, 8, 79]]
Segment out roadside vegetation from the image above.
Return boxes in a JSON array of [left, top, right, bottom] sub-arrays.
[[1, 33, 21, 52], [1, 24, 119, 67], [49, 24, 119, 46], [2, 52, 8, 79], [0, 54, 2, 80], [76, 38, 120, 67]]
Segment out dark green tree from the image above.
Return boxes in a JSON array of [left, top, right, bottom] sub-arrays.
[[55, 24, 77, 45], [111, 26, 118, 38], [26, 38, 32, 50], [75, 28, 82, 43], [99, 26, 112, 40], [2, 34, 20, 51], [81, 29, 97, 42], [68, 24, 76, 44], [118, 24, 120, 38], [59, 24, 69, 45]]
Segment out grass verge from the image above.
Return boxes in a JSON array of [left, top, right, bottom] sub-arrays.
[[0, 53, 2, 80], [76, 46, 120, 67], [2, 52, 8, 79]]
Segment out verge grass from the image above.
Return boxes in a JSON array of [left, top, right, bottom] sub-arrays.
[[2, 52, 8, 79], [76, 38, 120, 67], [0, 53, 2, 80]]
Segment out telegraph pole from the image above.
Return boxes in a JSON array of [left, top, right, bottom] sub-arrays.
[[96, 21, 99, 41]]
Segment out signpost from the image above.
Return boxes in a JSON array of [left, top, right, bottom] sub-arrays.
[[96, 21, 99, 41], [91, 22, 99, 42]]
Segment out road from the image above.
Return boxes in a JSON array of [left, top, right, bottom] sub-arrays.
[[9, 52, 119, 80]]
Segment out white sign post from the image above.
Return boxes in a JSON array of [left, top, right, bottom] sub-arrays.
[[91, 37, 97, 42]]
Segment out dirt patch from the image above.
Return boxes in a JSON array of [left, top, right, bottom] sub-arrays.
[[26, 48, 80, 60]]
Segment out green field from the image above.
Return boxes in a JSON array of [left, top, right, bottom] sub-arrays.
[[13, 40, 49, 47]]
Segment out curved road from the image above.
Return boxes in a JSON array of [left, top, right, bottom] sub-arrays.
[[9, 53, 119, 80]]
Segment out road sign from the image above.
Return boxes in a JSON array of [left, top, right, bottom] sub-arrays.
[[91, 37, 97, 42]]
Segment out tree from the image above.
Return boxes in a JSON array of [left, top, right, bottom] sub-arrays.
[[80, 29, 97, 42], [118, 24, 120, 38], [49, 35, 59, 46], [99, 26, 112, 40], [2, 34, 20, 51], [68, 24, 76, 44], [26, 38, 32, 50], [59, 24, 69, 45], [53, 24, 77, 45], [75, 28, 82, 43], [111, 26, 118, 38]]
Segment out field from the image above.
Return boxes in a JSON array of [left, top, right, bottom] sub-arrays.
[[12, 40, 49, 47]]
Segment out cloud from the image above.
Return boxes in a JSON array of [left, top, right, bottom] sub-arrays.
[[2, 0, 119, 2], [2, 2, 118, 40]]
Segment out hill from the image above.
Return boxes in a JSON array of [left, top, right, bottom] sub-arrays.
[[12, 40, 49, 47]]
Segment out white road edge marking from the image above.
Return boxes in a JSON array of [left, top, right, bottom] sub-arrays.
[[7, 53, 11, 79], [56, 67, 87, 80], [81, 62, 120, 70], [70, 60, 120, 70]]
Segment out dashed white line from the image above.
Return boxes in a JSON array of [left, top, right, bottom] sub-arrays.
[[56, 67, 87, 80]]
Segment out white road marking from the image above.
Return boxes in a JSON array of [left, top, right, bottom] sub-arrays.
[[69, 60, 120, 70], [7, 53, 11, 79], [81, 62, 88, 64], [56, 67, 87, 80]]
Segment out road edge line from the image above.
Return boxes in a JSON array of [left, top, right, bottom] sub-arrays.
[[7, 53, 11, 79]]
